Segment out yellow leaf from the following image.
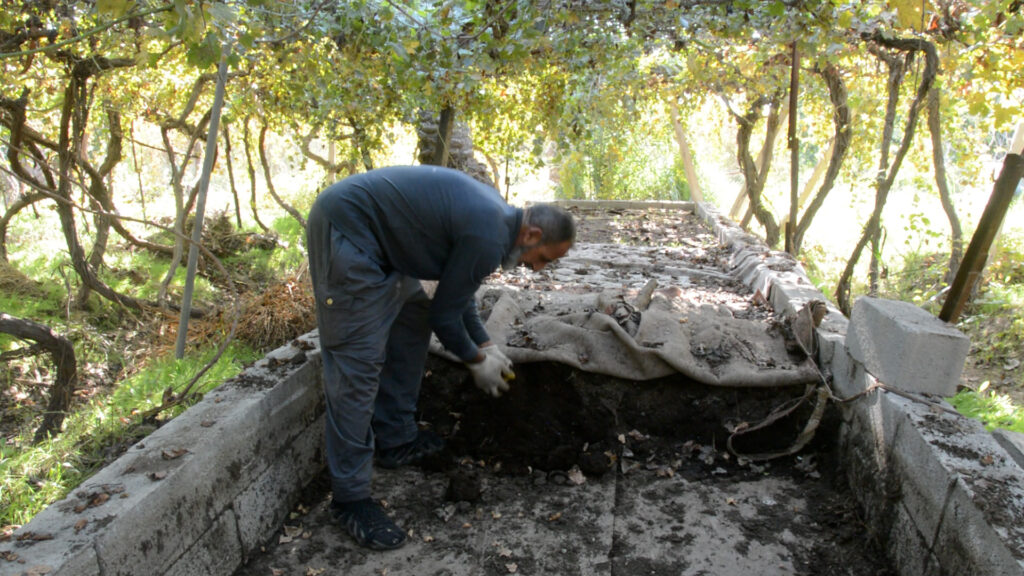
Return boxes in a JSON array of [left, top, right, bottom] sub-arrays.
[[889, 0, 930, 31]]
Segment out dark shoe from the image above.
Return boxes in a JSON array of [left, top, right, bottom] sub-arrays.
[[377, 430, 445, 469], [330, 498, 407, 550]]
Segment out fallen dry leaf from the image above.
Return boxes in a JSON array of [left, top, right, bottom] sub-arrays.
[[73, 519, 88, 533], [547, 512, 562, 522], [17, 532, 54, 542], [627, 429, 647, 441], [148, 471, 168, 481], [161, 448, 189, 460], [270, 569, 284, 576], [506, 563, 518, 573], [980, 454, 995, 466], [305, 568, 325, 576]]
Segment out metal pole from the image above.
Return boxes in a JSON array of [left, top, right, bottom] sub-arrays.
[[175, 46, 231, 359]]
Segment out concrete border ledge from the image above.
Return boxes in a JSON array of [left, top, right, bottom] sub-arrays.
[[693, 200, 1024, 575], [0, 334, 325, 576], [4, 200, 1023, 576], [551, 199, 695, 211]]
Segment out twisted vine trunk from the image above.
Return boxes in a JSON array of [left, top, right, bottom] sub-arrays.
[[223, 123, 243, 228], [835, 34, 939, 315], [242, 118, 269, 232], [54, 60, 147, 313], [926, 86, 963, 283], [258, 124, 306, 229], [0, 314, 78, 443], [792, 64, 851, 256], [736, 95, 782, 248]]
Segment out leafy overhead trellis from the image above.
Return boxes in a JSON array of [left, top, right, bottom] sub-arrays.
[[0, 0, 1022, 424]]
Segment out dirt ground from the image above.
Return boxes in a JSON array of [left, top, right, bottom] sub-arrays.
[[233, 207, 895, 576]]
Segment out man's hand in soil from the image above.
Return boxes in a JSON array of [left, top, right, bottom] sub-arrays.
[[468, 351, 513, 397], [481, 343, 515, 380]]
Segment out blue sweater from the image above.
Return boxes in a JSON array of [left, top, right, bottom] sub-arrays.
[[312, 166, 523, 362]]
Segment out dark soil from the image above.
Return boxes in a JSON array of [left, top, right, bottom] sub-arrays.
[[235, 355, 893, 576], [417, 358, 821, 478]]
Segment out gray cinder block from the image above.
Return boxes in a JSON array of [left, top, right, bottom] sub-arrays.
[[847, 297, 969, 396]]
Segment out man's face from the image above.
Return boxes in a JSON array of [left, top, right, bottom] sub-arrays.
[[513, 240, 573, 271]]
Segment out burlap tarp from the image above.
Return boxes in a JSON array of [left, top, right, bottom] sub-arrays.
[[429, 243, 819, 388]]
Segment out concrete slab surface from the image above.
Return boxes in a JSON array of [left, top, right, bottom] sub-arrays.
[[233, 456, 891, 576]]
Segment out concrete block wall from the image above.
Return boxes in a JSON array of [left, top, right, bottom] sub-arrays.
[[695, 201, 1024, 576], [0, 334, 325, 576]]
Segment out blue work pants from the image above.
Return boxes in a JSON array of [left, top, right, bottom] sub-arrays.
[[308, 213, 432, 503]]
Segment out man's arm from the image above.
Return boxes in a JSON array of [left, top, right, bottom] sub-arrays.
[[462, 300, 490, 350], [429, 239, 502, 362]]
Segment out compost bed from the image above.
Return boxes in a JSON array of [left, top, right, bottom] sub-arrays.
[[233, 206, 895, 576]]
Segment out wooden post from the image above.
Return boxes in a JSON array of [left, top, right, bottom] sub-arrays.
[[786, 42, 799, 254], [939, 146, 1024, 324]]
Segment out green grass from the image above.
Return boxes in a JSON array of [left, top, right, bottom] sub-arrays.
[[1, 205, 288, 528], [948, 382, 1024, 434], [0, 341, 259, 527]]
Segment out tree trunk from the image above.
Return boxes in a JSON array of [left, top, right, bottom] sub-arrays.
[[668, 99, 704, 203], [835, 34, 939, 315], [430, 106, 456, 167], [926, 86, 963, 284], [786, 42, 800, 254], [1, 92, 57, 262], [793, 64, 852, 255], [129, 119, 148, 222], [729, 97, 789, 221], [735, 95, 782, 247], [243, 118, 269, 232], [258, 124, 306, 228], [77, 106, 124, 307], [158, 126, 189, 305], [0, 191, 46, 261], [223, 123, 243, 229], [54, 69, 147, 313], [298, 126, 356, 181], [780, 137, 831, 230], [0, 314, 77, 443]]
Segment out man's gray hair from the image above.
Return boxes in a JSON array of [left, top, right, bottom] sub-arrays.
[[524, 204, 576, 245]]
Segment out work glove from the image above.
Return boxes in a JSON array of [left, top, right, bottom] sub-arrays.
[[481, 343, 513, 371], [467, 352, 513, 398]]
